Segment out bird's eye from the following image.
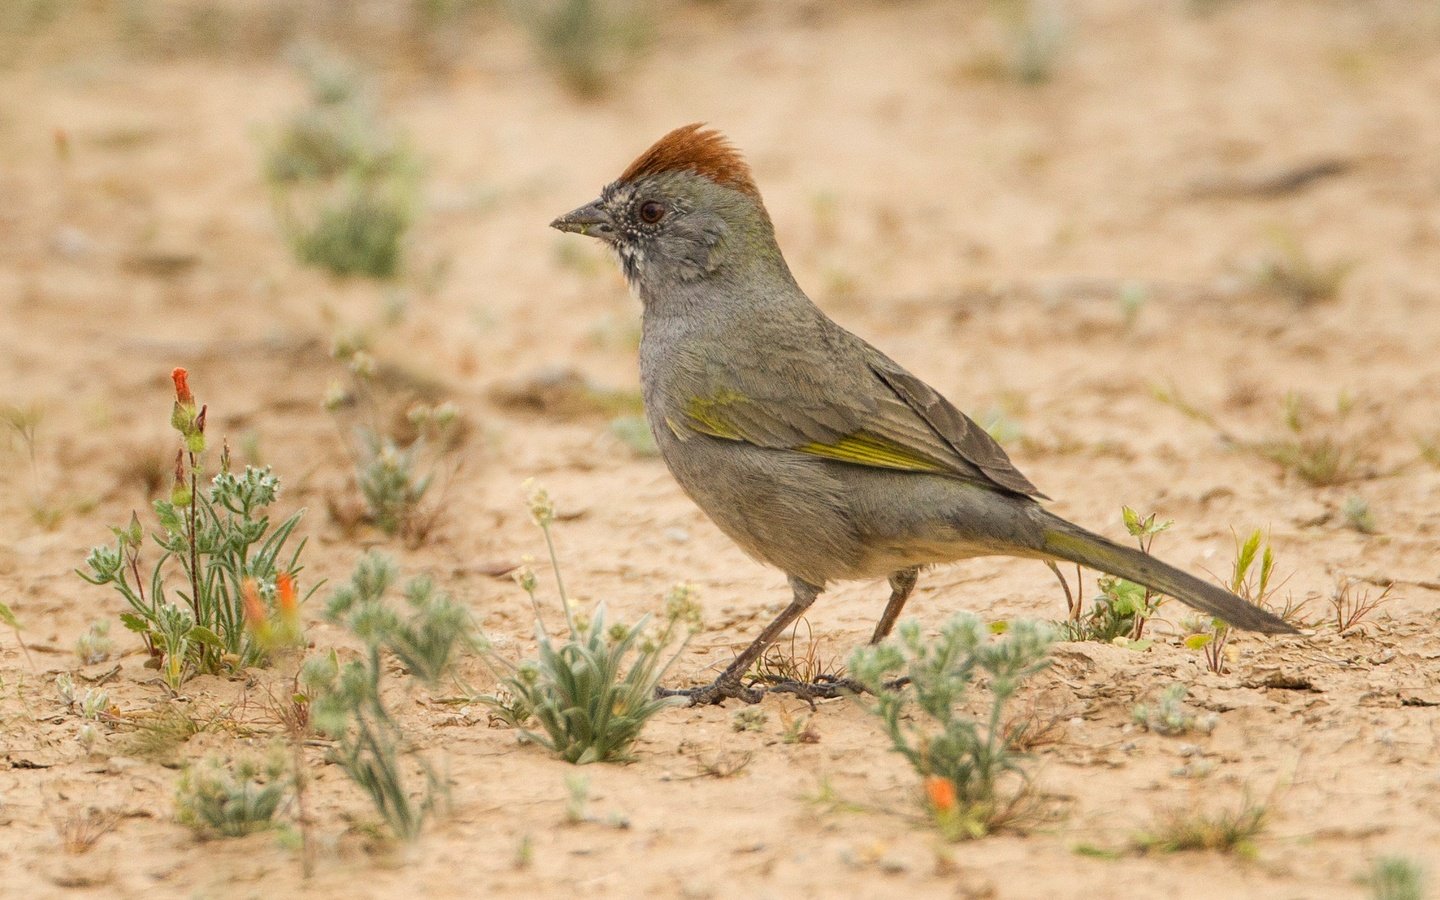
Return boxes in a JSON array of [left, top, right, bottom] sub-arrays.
[[639, 201, 665, 224]]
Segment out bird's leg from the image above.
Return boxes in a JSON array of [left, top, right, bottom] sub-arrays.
[[1045, 560, 1078, 621], [869, 567, 920, 644], [658, 576, 822, 707], [770, 569, 924, 703]]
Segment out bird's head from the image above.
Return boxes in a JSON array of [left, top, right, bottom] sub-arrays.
[[551, 124, 781, 295]]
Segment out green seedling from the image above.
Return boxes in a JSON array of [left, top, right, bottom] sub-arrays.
[[1132, 683, 1216, 736], [1061, 506, 1169, 646]]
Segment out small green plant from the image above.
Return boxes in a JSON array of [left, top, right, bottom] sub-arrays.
[[326, 349, 464, 544], [77, 369, 312, 689], [850, 615, 1053, 840], [731, 707, 767, 733], [306, 552, 472, 840], [75, 620, 112, 665], [1367, 855, 1426, 900], [0, 598, 28, 667], [959, 0, 1065, 84], [1132, 684, 1216, 736], [1343, 495, 1377, 534], [990, 0, 1067, 84], [1183, 529, 1284, 674], [507, 0, 652, 98], [265, 54, 419, 279], [1154, 386, 1371, 487], [1130, 796, 1267, 857], [291, 187, 413, 279], [1257, 392, 1369, 486], [1061, 507, 1169, 646], [1253, 228, 1352, 306], [480, 482, 696, 764], [176, 749, 290, 838], [780, 710, 820, 745]]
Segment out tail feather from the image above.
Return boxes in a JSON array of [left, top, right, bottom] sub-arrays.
[[1040, 519, 1298, 635]]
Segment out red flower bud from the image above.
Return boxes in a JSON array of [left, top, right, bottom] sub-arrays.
[[172, 368, 194, 406]]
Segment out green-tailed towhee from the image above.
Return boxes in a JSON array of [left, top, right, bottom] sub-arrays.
[[552, 124, 1297, 706]]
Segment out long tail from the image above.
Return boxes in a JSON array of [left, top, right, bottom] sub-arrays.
[[1038, 516, 1298, 634]]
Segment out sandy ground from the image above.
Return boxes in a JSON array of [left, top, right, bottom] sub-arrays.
[[2, 1, 1440, 897]]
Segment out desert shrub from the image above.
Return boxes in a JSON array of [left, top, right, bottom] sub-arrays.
[[480, 482, 697, 764], [851, 616, 1053, 840], [505, 0, 651, 98], [304, 552, 472, 840], [265, 54, 418, 279], [176, 749, 290, 838]]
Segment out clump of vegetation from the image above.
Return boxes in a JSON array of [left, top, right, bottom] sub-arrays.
[[959, 0, 1067, 85], [305, 552, 473, 840], [77, 369, 312, 690], [1183, 529, 1301, 674], [731, 707, 767, 733], [1367, 855, 1426, 900], [0, 401, 66, 529], [75, 620, 112, 665], [1060, 507, 1169, 647], [325, 346, 465, 544], [480, 482, 697, 764], [991, 0, 1067, 83], [1343, 495, 1377, 534], [175, 749, 291, 839], [265, 53, 419, 279], [1132, 683, 1216, 736], [1253, 228, 1352, 307], [1329, 577, 1392, 634], [1154, 386, 1372, 488], [1255, 392, 1370, 487], [53, 807, 120, 855], [850, 615, 1053, 840], [1131, 796, 1267, 857], [506, 0, 652, 98], [749, 618, 847, 691]]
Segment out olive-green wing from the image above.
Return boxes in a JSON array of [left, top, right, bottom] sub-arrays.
[[665, 339, 1043, 498], [862, 344, 1045, 498]]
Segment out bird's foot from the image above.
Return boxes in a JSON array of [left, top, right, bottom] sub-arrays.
[[655, 678, 762, 707]]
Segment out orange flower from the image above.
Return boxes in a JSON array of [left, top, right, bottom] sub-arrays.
[[172, 367, 194, 406], [241, 577, 266, 630], [276, 572, 298, 621], [924, 775, 957, 813]]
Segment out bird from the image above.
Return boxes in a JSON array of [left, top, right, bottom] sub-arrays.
[[551, 124, 1298, 705]]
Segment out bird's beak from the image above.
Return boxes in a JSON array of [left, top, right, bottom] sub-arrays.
[[550, 200, 615, 241]]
